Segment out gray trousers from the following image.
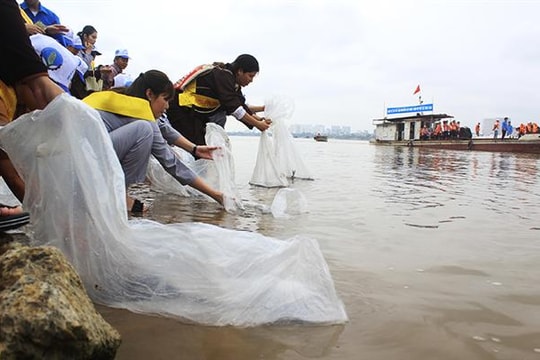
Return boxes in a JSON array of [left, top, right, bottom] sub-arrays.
[[98, 110, 197, 187], [99, 111, 153, 185]]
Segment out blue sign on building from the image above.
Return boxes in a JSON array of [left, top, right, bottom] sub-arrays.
[[387, 104, 433, 115]]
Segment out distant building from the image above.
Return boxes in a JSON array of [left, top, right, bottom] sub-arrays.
[[228, 122, 373, 140]]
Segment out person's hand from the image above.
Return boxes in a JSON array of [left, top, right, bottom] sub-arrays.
[[254, 118, 271, 132], [194, 145, 219, 160], [99, 65, 112, 73], [25, 23, 45, 35], [44, 24, 69, 36]]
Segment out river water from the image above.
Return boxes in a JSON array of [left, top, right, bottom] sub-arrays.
[[98, 136, 540, 360]]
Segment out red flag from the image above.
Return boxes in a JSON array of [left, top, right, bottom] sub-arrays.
[[413, 85, 421, 95]]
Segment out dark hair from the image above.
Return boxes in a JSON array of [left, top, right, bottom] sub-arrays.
[[125, 70, 174, 101], [77, 25, 97, 41], [230, 54, 259, 73]]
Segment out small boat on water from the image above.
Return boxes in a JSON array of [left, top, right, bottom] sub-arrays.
[[314, 134, 328, 142], [370, 113, 540, 154]]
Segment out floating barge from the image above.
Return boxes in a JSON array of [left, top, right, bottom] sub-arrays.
[[370, 113, 540, 154]]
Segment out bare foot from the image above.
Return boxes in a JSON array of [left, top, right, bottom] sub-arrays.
[[0, 204, 24, 216]]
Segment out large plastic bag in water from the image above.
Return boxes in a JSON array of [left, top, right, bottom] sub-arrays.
[[0, 94, 347, 326], [250, 131, 289, 187], [250, 96, 313, 187], [266, 96, 313, 180]]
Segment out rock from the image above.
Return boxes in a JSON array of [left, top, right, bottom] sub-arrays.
[[0, 242, 121, 359]]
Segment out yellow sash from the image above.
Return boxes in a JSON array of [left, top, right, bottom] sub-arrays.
[[178, 81, 220, 111], [0, 80, 17, 122], [83, 91, 155, 121], [19, 9, 32, 24]]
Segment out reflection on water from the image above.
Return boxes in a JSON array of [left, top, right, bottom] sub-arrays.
[[99, 305, 344, 360], [107, 138, 540, 359]]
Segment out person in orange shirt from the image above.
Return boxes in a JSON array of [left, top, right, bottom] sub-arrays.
[[492, 119, 500, 139], [433, 122, 442, 139], [475, 122, 481, 137], [449, 120, 457, 139], [519, 123, 526, 138], [442, 121, 450, 139]]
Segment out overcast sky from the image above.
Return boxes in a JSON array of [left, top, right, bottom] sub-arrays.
[[44, 0, 540, 132]]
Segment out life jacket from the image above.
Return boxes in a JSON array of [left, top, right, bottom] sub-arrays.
[[82, 91, 155, 121], [175, 64, 221, 112]]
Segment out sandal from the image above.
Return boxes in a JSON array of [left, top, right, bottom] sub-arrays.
[[0, 203, 30, 232], [131, 199, 145, 213], [130, 199, 152, 215]]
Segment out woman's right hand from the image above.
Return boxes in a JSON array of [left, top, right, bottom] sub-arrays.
[[255, 118, 271, 132], [195, 145, 219, 160]]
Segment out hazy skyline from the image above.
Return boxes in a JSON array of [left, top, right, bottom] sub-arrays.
[[44, 0, 540, 132]]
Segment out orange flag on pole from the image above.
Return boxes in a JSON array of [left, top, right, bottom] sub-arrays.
[[413, 85, 421, 95]]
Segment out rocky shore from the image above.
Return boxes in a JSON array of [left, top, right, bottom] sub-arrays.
[[0, 232, 121, 359]]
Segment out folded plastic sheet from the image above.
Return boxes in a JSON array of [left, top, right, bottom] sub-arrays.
[[0, 94, 347, 327], [250, 96, 313, 187]]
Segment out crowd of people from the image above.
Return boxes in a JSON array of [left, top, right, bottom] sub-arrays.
[[0, 0, 272, 230], [419, 117, 540, 142], [486, 117, 539, 139], [420, 120, 469, 140]]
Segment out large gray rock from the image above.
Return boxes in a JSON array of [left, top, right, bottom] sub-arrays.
[[0, 242, 121, 359]]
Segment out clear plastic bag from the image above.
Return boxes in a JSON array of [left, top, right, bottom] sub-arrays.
[[271, 188, 309, 218], [0, 94, 347, 327], [250, 96, 313, 187], [145, 123, 243, 212]]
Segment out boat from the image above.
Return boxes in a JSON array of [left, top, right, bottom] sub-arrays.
[[314, 134, 328, 142], [370, 113, 540, 154]]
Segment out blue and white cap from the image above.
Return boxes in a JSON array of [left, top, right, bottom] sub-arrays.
[[114, 49, 130, 59], [63, 30, 85, 50]]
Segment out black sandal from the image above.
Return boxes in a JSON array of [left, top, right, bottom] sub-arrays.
[[130, 199, 145, 214]]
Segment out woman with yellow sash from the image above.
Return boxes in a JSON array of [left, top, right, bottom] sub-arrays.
[[168, 54, 271, 145], [83, 70, 223, 213]]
